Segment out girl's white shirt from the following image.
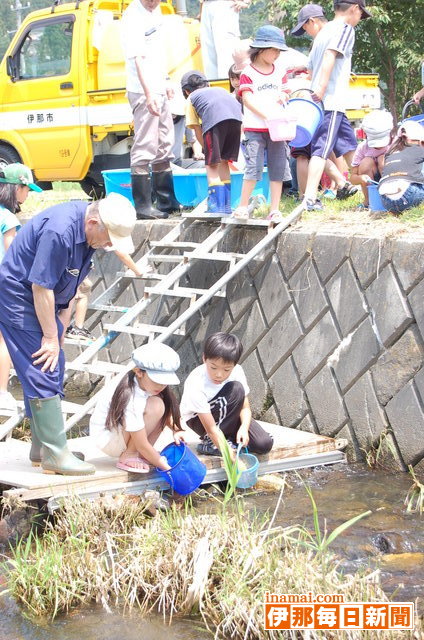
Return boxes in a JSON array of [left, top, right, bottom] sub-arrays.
[[89, 377, 151, 450]]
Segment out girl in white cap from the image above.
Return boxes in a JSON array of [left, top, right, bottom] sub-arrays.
[[0, 163, 41, 413], [90, 343, 185, 473], [350, 110, 394, 209]]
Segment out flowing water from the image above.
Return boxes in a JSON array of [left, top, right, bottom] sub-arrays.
[[1, 463, 423, 639]]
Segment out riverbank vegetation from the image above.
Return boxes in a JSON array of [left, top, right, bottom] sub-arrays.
[[1, 488, 423, 638]]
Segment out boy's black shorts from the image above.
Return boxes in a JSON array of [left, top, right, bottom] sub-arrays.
[[203, 119, 241, 166], [290, 143, 311, 160]]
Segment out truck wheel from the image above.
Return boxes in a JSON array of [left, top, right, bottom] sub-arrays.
[[0, 144, 20, 165], [80, 178, 105, 200]]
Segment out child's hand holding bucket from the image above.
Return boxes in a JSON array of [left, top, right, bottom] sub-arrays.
[[173, 430, 186, 445]]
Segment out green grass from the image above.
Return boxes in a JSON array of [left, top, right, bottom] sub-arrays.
[[252, 191, 424, 228], [21, 180, 424, 230]]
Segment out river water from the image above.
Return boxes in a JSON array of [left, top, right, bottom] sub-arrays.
[[1, 463, 423, 639]]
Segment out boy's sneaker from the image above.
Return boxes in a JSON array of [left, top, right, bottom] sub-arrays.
[[304, 198, 323, 211], [196, 435, 237, 457], [65, 325, 94, 341], [336, 182, 358, 200]]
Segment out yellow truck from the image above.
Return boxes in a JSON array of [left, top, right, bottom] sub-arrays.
[[0, 0, 380, 194], [0, 0, 202, 194]]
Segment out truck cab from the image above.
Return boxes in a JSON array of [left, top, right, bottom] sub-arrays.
[[0, 0, 201, 193]]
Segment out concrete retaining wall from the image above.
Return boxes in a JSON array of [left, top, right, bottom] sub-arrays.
[[70, 220, 424, 471]]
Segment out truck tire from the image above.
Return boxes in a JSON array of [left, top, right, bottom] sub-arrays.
[[80, 177, 105, 200], [0, 144, 20, 165]]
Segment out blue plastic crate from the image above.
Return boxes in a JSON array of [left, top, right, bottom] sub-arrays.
[[102, 168, 271, 209]]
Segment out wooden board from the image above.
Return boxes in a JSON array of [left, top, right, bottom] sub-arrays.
[[0, 422, 346, 501]]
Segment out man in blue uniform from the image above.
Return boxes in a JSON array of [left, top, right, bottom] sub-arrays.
[[0, 193, 136, 476]]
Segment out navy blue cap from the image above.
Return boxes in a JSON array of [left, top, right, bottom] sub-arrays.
[[334, 0, 372, 19], [251, 25, 288, 51], [291, 4, 326, 36], [181, 70, 207, 91]]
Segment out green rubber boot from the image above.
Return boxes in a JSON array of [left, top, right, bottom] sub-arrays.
[[29, 417, 85, 466], [29, 395, 95, 476]]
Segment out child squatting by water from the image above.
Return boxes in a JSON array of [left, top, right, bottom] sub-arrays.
[[90, 343, 185, 473], [180, 332, 273, 458]]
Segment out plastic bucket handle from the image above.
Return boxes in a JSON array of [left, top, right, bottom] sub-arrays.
[[236, 445, 259, 489]]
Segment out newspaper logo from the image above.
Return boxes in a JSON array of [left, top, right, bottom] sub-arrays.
[[264, 594, 413, 631]]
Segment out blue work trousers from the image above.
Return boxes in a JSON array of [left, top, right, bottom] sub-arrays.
[[0, 319, 65, 419]]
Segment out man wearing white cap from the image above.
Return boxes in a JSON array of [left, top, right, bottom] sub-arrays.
[[350, 110, 393, 208], [0, 193, 136, 476]]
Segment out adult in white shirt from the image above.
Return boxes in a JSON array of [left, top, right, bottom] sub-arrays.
[[200, 0, 249, 80], [121, 0, 181, 219]]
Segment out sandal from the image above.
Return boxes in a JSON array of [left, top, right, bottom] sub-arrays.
[[116, 456, 150, 473], [232, 206, 249, 221], [267, 211, 283, 223]]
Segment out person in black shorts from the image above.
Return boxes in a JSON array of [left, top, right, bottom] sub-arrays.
[[181, 71, 243, 215]]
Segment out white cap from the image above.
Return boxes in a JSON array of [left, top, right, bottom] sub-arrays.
[[98, 192, 136, 254], [132, 343, 180, 385], [362, 110, 394, 148], [398, 119, 424, 142]]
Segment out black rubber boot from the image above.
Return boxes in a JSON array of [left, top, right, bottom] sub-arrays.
[[131, 174, 168, 220], [151, 170, 183, 215]]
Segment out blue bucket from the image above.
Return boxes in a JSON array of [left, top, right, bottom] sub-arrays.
[[236, 446, 259, 489], [156, 443, 207, 495], [403, 114, 424, 127], [287, 98, 323, 148], [102, 168, 134, 204], [368, 184, 387, 212], [173, 170, 199, 207]]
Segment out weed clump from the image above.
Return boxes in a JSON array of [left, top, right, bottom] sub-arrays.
[[2, 491, 423, 637]]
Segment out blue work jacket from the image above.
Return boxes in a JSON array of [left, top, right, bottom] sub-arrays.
[[0, 201, 95, 331]]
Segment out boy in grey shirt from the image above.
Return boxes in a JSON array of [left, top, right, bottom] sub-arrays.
[[302, 0, 371, 210]]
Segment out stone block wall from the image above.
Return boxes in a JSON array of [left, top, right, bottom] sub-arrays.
[[75, 221, 424, 471]]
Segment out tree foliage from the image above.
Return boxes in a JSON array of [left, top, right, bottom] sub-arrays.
[[1, 0, 423, 119], [252, 0, 424, 119]]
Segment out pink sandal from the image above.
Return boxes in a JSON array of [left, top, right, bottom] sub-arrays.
[[116, 456, 150, 473]]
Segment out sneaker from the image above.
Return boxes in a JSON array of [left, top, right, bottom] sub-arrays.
[[0, 391, 18, 413], [196, 435, 237, 457], [336, 181, 358, 200], [304, 198, 323, 211], [65, 325, 94, 341], [232, 206, 249, 221]]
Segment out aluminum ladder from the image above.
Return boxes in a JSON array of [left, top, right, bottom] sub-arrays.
[[0, 206, 303, 441]]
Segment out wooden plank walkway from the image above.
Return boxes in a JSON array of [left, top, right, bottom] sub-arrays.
[[0, 422, 346, 503]]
